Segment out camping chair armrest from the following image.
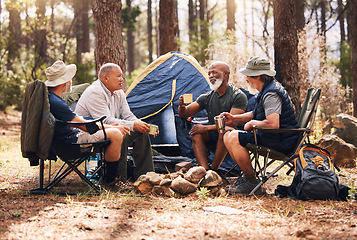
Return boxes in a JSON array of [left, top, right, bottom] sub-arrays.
[[57, 116, 107, 138], [252, 125, 313, 134]]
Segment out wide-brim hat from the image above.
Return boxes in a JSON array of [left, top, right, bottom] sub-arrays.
[[239, 56, 276, 77], [45, 61, 77, 87]]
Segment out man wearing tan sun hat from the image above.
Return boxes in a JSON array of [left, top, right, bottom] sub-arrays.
[[45, 60, 130, 187]]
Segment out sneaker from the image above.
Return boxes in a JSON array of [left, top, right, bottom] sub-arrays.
[[227, 179, 263, 195]]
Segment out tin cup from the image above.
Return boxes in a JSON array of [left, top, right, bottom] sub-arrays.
[[183, 94, 193, 104], [149, 124, 158, 136], [214, 115, 225, 134]]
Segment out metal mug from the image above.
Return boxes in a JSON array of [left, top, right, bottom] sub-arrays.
[[214, 115, 225, 134]]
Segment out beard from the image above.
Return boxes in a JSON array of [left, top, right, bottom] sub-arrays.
[[247, 83, 259, 95], [64, 81, 72, 93], [210, 77, 223, 91]]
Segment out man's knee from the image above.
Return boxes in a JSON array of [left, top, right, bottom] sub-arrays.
[[191, 133, 206, 144], [107, 128, 123, 145], [223, 131, 237, 147]]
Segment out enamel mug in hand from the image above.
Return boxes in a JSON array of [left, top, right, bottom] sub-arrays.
[[214, 115, 225, 134], [183, 94, 193, 104], [149, 124, 158, 136]]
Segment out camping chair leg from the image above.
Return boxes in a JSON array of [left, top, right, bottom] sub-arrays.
[[45, 159, 101, 193], [247, 157, 293, 197], [30, 159, 46, 194], [45, 163, 72, 190], [65, 161, 101, 193]]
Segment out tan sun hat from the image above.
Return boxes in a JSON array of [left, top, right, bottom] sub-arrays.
[[239, 56, 276, 77], [45, 61, 77, 87]]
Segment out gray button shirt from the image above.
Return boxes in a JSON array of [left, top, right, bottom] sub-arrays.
[[75, 79, 139, 131]]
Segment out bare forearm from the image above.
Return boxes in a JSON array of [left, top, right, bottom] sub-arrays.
[[178, 105, 189, 119], [233, 111, 253, 125]]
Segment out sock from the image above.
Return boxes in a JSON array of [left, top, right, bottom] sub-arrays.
[[244, 173, 257, 184], [104, 160, 119, 183]]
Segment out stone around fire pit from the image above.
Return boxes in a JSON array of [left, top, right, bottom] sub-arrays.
[[199, 170, 223, 187], [170, 176, 198, 194], [184, 166, 207, 184]]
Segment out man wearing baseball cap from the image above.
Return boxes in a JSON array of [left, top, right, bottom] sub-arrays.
[[221, 57, 299, 194], [45, 60, 130, 187]]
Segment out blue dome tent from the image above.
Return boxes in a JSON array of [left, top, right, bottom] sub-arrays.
[[126, 52, 241, 176], [126, 52, 210, 157]]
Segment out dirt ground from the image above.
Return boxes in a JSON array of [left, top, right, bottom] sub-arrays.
[[1, 109, 357, 240]]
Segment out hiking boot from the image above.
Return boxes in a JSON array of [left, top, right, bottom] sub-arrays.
[[227, 179, 263, 195], [103, 177, 121, 191]]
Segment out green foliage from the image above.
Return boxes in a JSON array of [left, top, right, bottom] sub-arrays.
[[0, 74, 22, 111], [125, 64, 147, 89], [196, 187, 210, 201], [122, 5, 142, 31], [74, 61, 97, 85], [188, 19, 210, 66], [338, 41, 352, 92]]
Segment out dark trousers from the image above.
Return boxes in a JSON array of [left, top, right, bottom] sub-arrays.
[[118, 131, 154, 180]]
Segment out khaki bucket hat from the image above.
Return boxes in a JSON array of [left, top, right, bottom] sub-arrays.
[[45, 61, 77, 87], [239, 56, 276, 77]]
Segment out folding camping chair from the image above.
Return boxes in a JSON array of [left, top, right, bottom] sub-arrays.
[[246, 88, 321, 196], [21, 80, 110, 194]]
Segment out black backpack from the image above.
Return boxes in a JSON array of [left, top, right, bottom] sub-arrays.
[[276, 144, 350, 201]]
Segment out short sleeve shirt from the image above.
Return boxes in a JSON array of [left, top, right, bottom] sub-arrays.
[[263, 92, 282, 116], [49, 92, 81, 143], [196, 85, 248, 124]]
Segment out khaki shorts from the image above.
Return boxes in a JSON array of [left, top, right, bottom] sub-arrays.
[[77, 130, 105, 144]]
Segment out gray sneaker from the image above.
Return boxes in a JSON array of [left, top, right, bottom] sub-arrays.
[[227, 179, 263, 195]]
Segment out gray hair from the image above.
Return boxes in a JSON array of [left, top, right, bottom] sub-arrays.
[[98, 63, 121, 79]]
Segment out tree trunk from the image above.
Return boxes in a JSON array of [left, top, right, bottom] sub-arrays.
[[244, 0, 247, 49], [294, 0, 305, 32], [34, 0, 48, 65], [338, 0, 350, 89], [188, 0, 195, 43], [338, 0, 346, 42], [50, 0, 55, 32], [251, 1, 255, 54], [197, 0, 208, 64], [6, 2, 21, 70], [294, 0, 308, 98], [350, 0, 357, 117], [226, 0, 235, 32], [148, 0, 153, 63], [158, 0, 177, 56], [74, 0, 90, 64], [274, 0, 301, 113], [320, 0, 327, 61], [126, 0, 135, 75], [92, 0, 126, 89]]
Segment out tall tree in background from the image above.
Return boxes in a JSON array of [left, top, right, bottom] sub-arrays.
[[158, 0, 177, 56], [74, 0, 90, 64], [188, 0, 196, 44], [125, 0, 134, 75], [198, 0, 208, 63], [320, 0, 327, 61], [92, 0, 126, 88], [273, 0, 301, 112], [338, 0, 351, 90], [122, 1, 140, 75], [227, 0, 235, 32], [6, 1, 21, 71], [33, 0, 48, 79], [350, 0, 357, 117], [148, 0, 153, 63], [294, 0, 308, 90]]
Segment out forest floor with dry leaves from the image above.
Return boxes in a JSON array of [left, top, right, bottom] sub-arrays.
[[0, 108, 357, 240]]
